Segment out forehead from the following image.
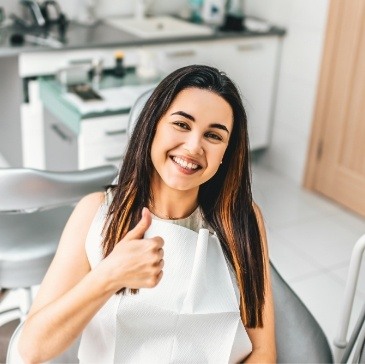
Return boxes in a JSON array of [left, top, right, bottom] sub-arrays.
[[167, 88, 233, 128]]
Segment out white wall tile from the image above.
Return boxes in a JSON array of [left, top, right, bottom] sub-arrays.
[[0, 0, 187, 21], [289, 0, 330, 31], [0, 1, 20, 16], [246, 0, 330, 184], [274, 77, 318, 138], [245, 0, 293, 28], [260, 125, 308, 184], [279, 28, 326, 85]]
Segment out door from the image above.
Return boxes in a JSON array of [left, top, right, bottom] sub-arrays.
[[304, 0, 365, 218]]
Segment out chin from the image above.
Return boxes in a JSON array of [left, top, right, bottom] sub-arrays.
[[165, 180, 199, 192]]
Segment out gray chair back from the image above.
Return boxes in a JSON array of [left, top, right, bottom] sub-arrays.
[[271, 263, 333, 363], [127, 88, 154, 138], [0, 166, 118, 213], [0, 165, 117, 294]]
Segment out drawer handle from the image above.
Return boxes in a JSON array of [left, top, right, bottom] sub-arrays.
[[51, 124, 73, 143], [236, 43, 262, 52], [105, 155, 121, 162], [165, 50, 196, 58], [105, 129, 127, 136]]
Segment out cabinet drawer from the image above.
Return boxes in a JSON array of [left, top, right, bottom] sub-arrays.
[[80, 114, 129, 145], [79, 138, 128, 169]]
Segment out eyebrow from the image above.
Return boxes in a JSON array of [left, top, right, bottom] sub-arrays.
[[171, 111, 230, 134]]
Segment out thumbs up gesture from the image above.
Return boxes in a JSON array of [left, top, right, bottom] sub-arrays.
[[100, 208, 164, 292]]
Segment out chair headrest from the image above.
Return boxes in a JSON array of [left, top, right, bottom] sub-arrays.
[[0, 165, 118, 213], [127, 88, 154, 138]]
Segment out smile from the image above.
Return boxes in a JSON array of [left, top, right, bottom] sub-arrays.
[[171, 156, 201, 171]]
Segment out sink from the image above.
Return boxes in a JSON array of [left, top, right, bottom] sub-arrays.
[[105, 16, 214, 39]]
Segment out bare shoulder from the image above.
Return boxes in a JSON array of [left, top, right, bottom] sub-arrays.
[[75, 191, 105, 212], [70, 192, 106, 223]]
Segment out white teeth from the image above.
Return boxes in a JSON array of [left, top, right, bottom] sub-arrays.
[[172, 157, 199, 170]]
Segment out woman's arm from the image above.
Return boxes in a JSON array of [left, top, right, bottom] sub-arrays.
[[245, 203, 276, 363], [19, 194, 164, 364]]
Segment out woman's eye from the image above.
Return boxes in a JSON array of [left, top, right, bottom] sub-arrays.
[[172, 121, 190, 130], [205, 132, 223, 141]]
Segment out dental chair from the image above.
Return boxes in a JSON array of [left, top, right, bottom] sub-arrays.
[[271, 264, 333, 363], [0, 165, 117, 326]]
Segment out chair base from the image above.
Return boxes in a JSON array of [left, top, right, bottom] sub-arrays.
[[0, 287, 33, 328], [0, 318, 20, 364]]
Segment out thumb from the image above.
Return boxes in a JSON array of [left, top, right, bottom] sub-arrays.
[[124, 207, 152, 241]]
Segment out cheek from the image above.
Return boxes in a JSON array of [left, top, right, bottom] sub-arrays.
[[150, 128, 173, 166], [207, 147, 227, 173]]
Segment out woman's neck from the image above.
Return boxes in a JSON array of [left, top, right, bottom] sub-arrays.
[[149, 182, 199, 220]]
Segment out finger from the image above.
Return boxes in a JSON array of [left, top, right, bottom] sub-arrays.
[[156, 270, 163, 285], [151, 236, 164, 248], [153, 255, 164, 267], [159, 259, 164, 270], [158, 248, 164, 260], [124, 207, 152, 241]]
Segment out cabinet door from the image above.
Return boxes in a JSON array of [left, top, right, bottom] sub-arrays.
[[44, 108, 78, 171]]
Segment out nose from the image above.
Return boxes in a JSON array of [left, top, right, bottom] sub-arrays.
[[184, 134, 204, 156]]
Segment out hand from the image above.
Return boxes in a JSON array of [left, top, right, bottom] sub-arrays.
[[100, 207, 164, 292]]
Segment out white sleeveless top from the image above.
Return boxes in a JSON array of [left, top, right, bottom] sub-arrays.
[[78, 196, 252, 363]]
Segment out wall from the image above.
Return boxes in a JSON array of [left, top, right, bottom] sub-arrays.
[[59, 0, 187, 20], [245, 0, 330, 184], [0, 0, 187, 21], [0, 1, 18, 15]]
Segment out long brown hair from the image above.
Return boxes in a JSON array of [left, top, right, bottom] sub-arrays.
[[102, 65, 265, 328]]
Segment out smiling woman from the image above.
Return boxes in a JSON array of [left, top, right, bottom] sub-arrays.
[[150, 88, 233, 203], [18, 65, 275, 363]]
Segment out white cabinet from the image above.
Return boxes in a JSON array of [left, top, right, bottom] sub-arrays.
[[79, 114, 129, 169], [143, 37, 280, 149], [44, 111, 129, 171]]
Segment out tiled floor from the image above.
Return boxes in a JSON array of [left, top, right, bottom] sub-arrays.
[[252, 163, 365, 351], [1, 155, 365, 356]]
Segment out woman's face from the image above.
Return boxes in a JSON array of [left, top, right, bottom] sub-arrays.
[[150, 87, 233, 193]]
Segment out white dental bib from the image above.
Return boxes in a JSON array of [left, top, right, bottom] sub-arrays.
[[79, 212, 252, 363]]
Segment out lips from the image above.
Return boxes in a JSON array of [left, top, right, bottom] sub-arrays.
[[170, 156, 202, 171]]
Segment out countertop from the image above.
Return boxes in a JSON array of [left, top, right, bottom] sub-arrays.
[[39, 69, 160, 134], [0, 18, 286, 58]]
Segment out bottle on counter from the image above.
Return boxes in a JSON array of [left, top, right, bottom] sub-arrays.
[[201, 0, 226, 26], [114, 51, 126, 78], [136, 49, 159, 80]]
